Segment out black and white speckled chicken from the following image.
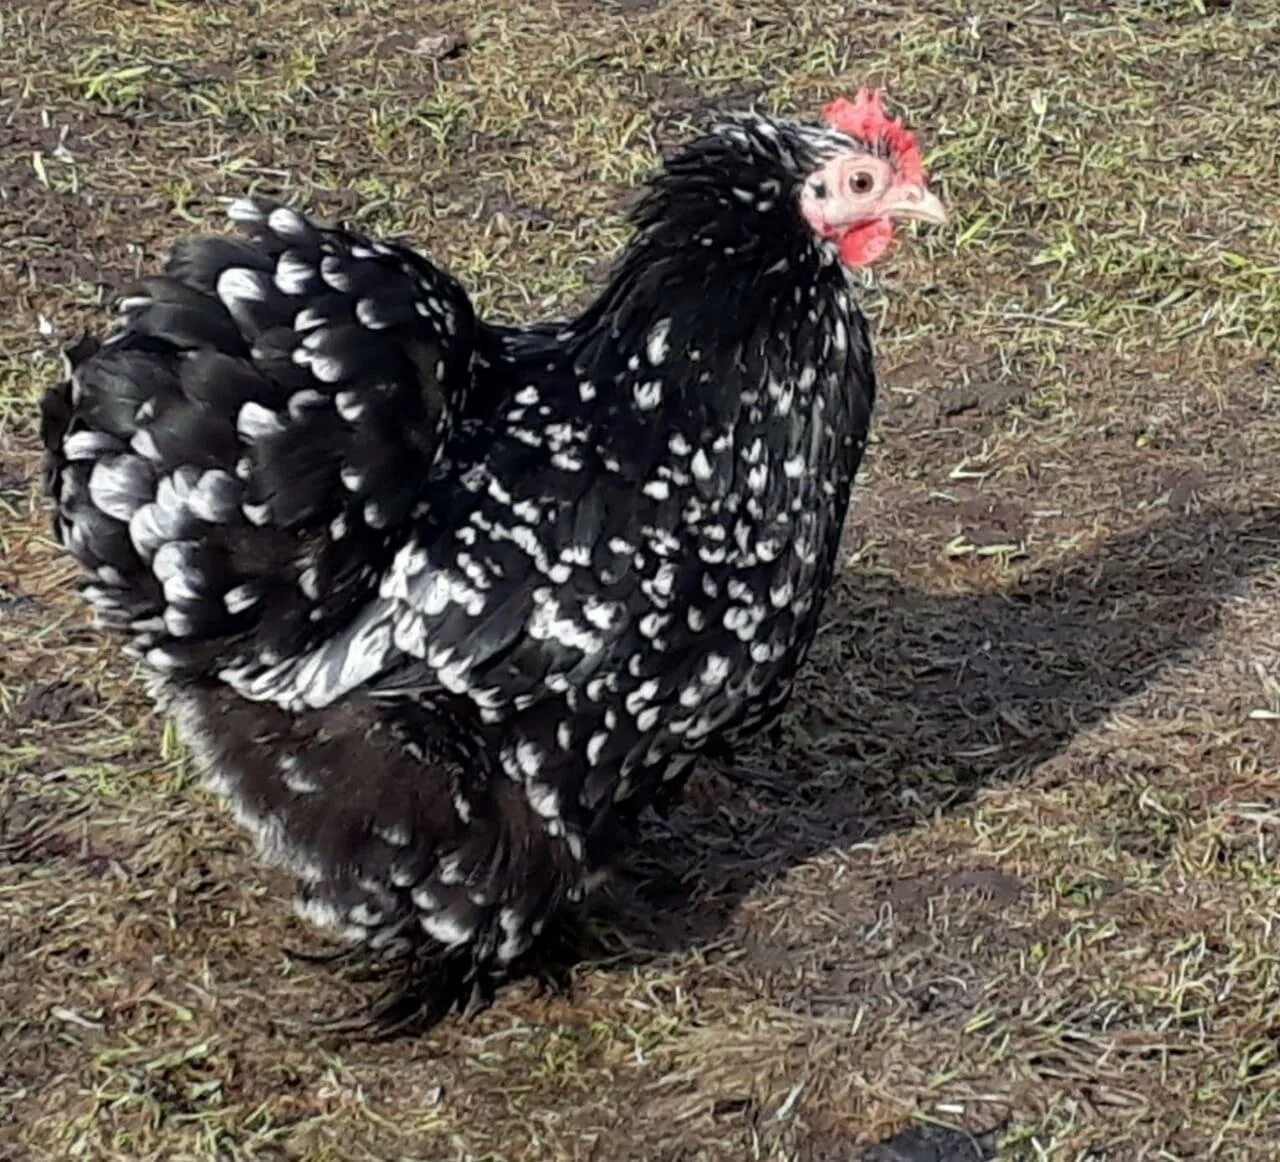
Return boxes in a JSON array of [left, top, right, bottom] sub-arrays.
[[40, 90, 945, 1020]]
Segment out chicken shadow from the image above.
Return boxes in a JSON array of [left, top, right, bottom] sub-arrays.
[[590, 501, 1280, 954]]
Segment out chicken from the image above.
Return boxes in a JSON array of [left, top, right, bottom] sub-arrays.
[[40, 90, 945, 1020]]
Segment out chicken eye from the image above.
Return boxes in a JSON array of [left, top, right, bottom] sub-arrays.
[[849, 171, 876, 195]]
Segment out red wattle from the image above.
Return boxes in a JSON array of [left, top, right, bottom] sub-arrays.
[[838, 220, 894, 267]]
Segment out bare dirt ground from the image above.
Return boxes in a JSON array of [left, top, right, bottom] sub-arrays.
[[2, 0, 1279, 1158]]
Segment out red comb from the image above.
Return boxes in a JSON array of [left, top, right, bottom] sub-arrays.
[[821, 89, 927, 186]]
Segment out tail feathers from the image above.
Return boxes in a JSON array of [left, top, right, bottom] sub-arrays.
[[162, 682, 578, 966], [40, 198, 481, 680]]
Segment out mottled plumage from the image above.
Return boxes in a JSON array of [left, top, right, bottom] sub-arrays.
[[41, 99, 943, 1021]]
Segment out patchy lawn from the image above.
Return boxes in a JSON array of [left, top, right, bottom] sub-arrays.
[[2, 0, 1279, 1157]]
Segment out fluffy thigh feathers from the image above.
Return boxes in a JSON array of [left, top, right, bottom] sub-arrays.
[[162, 681, 575, 968]]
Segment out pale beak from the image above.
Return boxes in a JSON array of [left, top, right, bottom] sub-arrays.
[[884, 185, 948, 226]]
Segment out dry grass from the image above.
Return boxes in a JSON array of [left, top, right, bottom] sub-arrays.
[[2, 0, 1279, 1158]]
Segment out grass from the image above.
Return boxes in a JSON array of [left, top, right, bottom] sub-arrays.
[[2, 0, 1279, 1157]]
